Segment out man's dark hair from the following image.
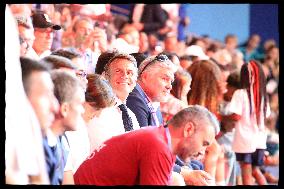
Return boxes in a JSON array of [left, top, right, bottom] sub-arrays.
[[20, 56, 51, 95], [95, 51, 117, 74], [179, 55, 192, 61], [41, 55, 77, 70], [130, 53, 148, 68], [51, 48, 82, 60]]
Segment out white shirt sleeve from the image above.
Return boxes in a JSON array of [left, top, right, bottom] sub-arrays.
[[228, 89, 244, 116]]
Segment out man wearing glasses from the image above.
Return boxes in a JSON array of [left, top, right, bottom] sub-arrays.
[[31, 11, 61, 59]]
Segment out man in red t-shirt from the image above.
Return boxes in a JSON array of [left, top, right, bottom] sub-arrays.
[[74, 105, 219, 185]]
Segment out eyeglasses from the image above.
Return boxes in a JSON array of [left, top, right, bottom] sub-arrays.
[[76, 70, 87, 79], [139, 54, 170, 74]]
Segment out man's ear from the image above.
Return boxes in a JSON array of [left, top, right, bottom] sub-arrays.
[[183, 121, 195, 137], [60, 102, 69, 118]]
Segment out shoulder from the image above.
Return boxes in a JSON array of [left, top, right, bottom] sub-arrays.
[[127, 88, 147, 107]]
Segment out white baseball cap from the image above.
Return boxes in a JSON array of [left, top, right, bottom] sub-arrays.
[[185, 45, 209, 60]]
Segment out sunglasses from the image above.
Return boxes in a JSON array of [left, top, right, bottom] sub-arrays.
[[140, 54, 170, 74]]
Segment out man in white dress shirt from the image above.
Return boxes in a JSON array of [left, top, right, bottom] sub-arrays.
[[103, 53, 141, 130]]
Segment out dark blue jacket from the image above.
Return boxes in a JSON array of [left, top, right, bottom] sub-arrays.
[[126, 85, 163, 127]]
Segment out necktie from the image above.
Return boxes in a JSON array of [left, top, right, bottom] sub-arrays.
[[118, 104, 134, 132]]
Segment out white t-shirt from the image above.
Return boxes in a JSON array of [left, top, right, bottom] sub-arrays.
[[228, 89, 270, 153], [64, 120, 91, 173], [87, 105, 140, 152]]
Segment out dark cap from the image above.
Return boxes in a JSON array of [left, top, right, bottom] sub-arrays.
[[31, 12, 61, 30]]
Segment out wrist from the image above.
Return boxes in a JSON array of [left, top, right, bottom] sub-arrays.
[[180, 166, 192, 177]]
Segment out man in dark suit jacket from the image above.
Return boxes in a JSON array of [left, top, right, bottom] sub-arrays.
[[126, 54, 176, 127], [127, 83, 163, 127]]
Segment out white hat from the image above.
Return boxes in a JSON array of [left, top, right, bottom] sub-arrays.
[[185, 45, 209, 60], [111, 38, 139, 54]]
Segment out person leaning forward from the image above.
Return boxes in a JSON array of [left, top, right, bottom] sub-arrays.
[[74, 105, 219, 185]]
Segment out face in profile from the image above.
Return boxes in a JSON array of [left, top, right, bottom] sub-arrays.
[[28, 71, 59, 131], [106, 58, 137, 101], [143, 66, 174, 102], [63, 87, 85, 131], [176, 122, 215, 163]]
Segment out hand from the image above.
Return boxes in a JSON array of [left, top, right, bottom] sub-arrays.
[[180, 168, 215, 186], [83, 28, 107, 53]]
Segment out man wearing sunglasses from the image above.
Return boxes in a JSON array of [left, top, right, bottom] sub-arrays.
[[126, 54, 177, 127], [31, 11, 61, 59]]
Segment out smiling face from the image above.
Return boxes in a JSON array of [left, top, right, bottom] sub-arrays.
[[142, 65, 175, 102], [106, 58, 138, 102]]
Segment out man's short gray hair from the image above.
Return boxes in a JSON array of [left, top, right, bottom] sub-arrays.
[[138, 54, 178, 77], [168, 105, 220, 135]]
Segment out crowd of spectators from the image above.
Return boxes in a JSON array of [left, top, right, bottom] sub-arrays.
[[5, 4, 279, 185]]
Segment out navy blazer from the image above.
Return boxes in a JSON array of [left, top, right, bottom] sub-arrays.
[[126, 85, 163, 127]]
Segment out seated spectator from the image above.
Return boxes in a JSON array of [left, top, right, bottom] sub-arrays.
[[20, 57, 59, 184], [238, 34, 262, 62], [160, 69, 192, 123], [5, 6, 49, 184], [185, 45, 209, 63], [102, 53, 141, 130], [71, 16, 107, 73], [51, 48, 88, 89], [187, 60, 227, 185], [31, 11, 62, 58], [14, 15, 39, 59], [163, 33, 179, 54], [41, 54, 87, 90], [111, 23, 140, 54], [74, 105, 219, 185], [179, 55, 193, 70], [160, 51, 182, 70], [138, 31, 150, 56], [49, 70, 85, 184], [126, 53, 177, 127], [83, 74, 119, 152]]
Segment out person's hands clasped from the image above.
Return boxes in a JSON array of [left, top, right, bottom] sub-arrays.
[[180, 167, 215, 186]]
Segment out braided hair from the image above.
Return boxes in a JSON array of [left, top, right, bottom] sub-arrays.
[[240, 60, 267, 126]]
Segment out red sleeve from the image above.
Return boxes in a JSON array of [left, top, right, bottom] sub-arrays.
[[139, 149, 174, 185]]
